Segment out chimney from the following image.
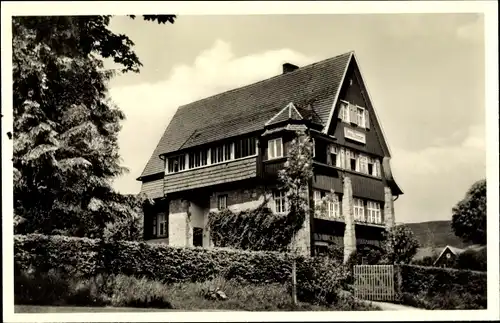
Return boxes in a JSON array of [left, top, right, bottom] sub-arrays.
[[282, 63, 299, 74]]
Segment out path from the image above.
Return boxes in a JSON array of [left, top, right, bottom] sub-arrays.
[[360, 300, 424, 311]]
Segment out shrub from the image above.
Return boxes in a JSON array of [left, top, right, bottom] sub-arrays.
[[456, 247, 487, 271], [295, 256, 349, 305], [15, 269, 72, 306], [14, 233, 349, 305], [398, 264, 487, 309]]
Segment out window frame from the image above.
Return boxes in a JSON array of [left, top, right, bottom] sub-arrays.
[[353, 198, 365, 222], [356, 106, 366, 128], [155, 213, 167, 237], [268, 138, 284, 160], [366, 201, 382, 224], [273, 190, 288, 214], [217, 194, 228, 210]]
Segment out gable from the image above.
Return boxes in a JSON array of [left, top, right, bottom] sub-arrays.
[[326, 56, 391, 158]]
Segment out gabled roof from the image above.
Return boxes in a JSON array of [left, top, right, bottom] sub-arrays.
[[139, 51, 352, 179], [434, 245, 465, 265], [265, 102, 304, 127]]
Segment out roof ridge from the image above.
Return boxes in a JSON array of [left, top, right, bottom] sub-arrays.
[[176, 50, 353, 112]]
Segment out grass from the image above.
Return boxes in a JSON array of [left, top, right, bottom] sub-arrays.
[[15, 271, 380, 312]]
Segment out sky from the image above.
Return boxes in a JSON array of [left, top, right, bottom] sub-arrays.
[[105, 13, 485, 224]]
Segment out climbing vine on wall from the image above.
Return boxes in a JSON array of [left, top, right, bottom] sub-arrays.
[[207, 130, 314, 251]]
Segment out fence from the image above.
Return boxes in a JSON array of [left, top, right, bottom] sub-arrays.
[[353, 265, 395, 301]]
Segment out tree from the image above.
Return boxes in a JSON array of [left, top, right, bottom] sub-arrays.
[[382, 224, 420, 265], [277, 130, 314, 305], [12, 15, 175, 238], [451, 179, 487, 245]]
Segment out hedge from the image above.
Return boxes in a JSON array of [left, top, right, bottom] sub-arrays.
[[397, 264, 487, 309], [14, 234, 348, 304]]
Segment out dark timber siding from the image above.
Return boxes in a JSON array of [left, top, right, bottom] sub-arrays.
[[141, 179, 164, 199], [164, 157, 258, 194], [350, 173, 385, 202], [328, 61, 386, 157]]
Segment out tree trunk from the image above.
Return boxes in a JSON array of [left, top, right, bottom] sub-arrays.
[[292, 257, 298, 305]]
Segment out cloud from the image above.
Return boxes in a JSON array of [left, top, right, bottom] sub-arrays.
[[109, 40, 315, 193], [391, 123, 485, 223]]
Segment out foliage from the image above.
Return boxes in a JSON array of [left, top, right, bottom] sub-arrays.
[[12, 15, 174, 238], [14, 234, 325, 285], [277, 131, 314, 244], [207, 130, 314, 252], [382, 224, 420, 264], [411, 255, 438, 267], [207, 204, 303, 252], [103, 193, 149, 241], [314, 189, 342, 220], [15, 270, 375, 311], [451, 179, 487, 245], [14, 234, 378, 309], [398, 264, 487, 309], [295, 256, 349, 305], [456, 247, 487, 272], [346, 244, 385, 266]]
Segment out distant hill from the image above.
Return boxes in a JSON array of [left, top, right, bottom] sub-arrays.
[[406, 220, 471, 249]]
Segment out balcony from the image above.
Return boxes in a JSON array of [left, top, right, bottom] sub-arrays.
[[163, 156, 258, 194]]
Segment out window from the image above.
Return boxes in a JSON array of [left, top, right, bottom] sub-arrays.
[[167, 155, 186, 173], [327, 196, 341, 219], [211, 143, 232, 164], [367, 201, 382, 224], [356, 106, 365, 128], [353, 198, 365, 222], [273, 190, 288, 214], [359, 154, 369, 174], [315, 243, 329, 256], [367, 157, 380, 177], [193, 227, 203, 247], [234, 137, 257, 159], [346, 149, 357, 171], [330, 145, 340, 167], [313, 190, 322, 204], [154, 213, 167, 237], [268, 138, 283, 160], [217, 195, 228, 210], [339, 101, 349, 123]]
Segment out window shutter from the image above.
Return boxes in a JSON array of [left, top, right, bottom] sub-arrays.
[[336, 149, 341, 167], [375, 160, 381, 177], [340, 148, 345, 169], [365, 109, 370, 129], [338, 104, 344, 120]]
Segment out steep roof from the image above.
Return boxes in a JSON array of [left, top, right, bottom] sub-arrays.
[[139, 51, 352, 179]]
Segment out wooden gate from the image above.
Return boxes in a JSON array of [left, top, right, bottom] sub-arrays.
[[353, 265, 395, 301]]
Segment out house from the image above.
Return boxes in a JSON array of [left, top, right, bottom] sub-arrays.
[[137, 51, 403, 258], [433, 245, 465, 268]]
